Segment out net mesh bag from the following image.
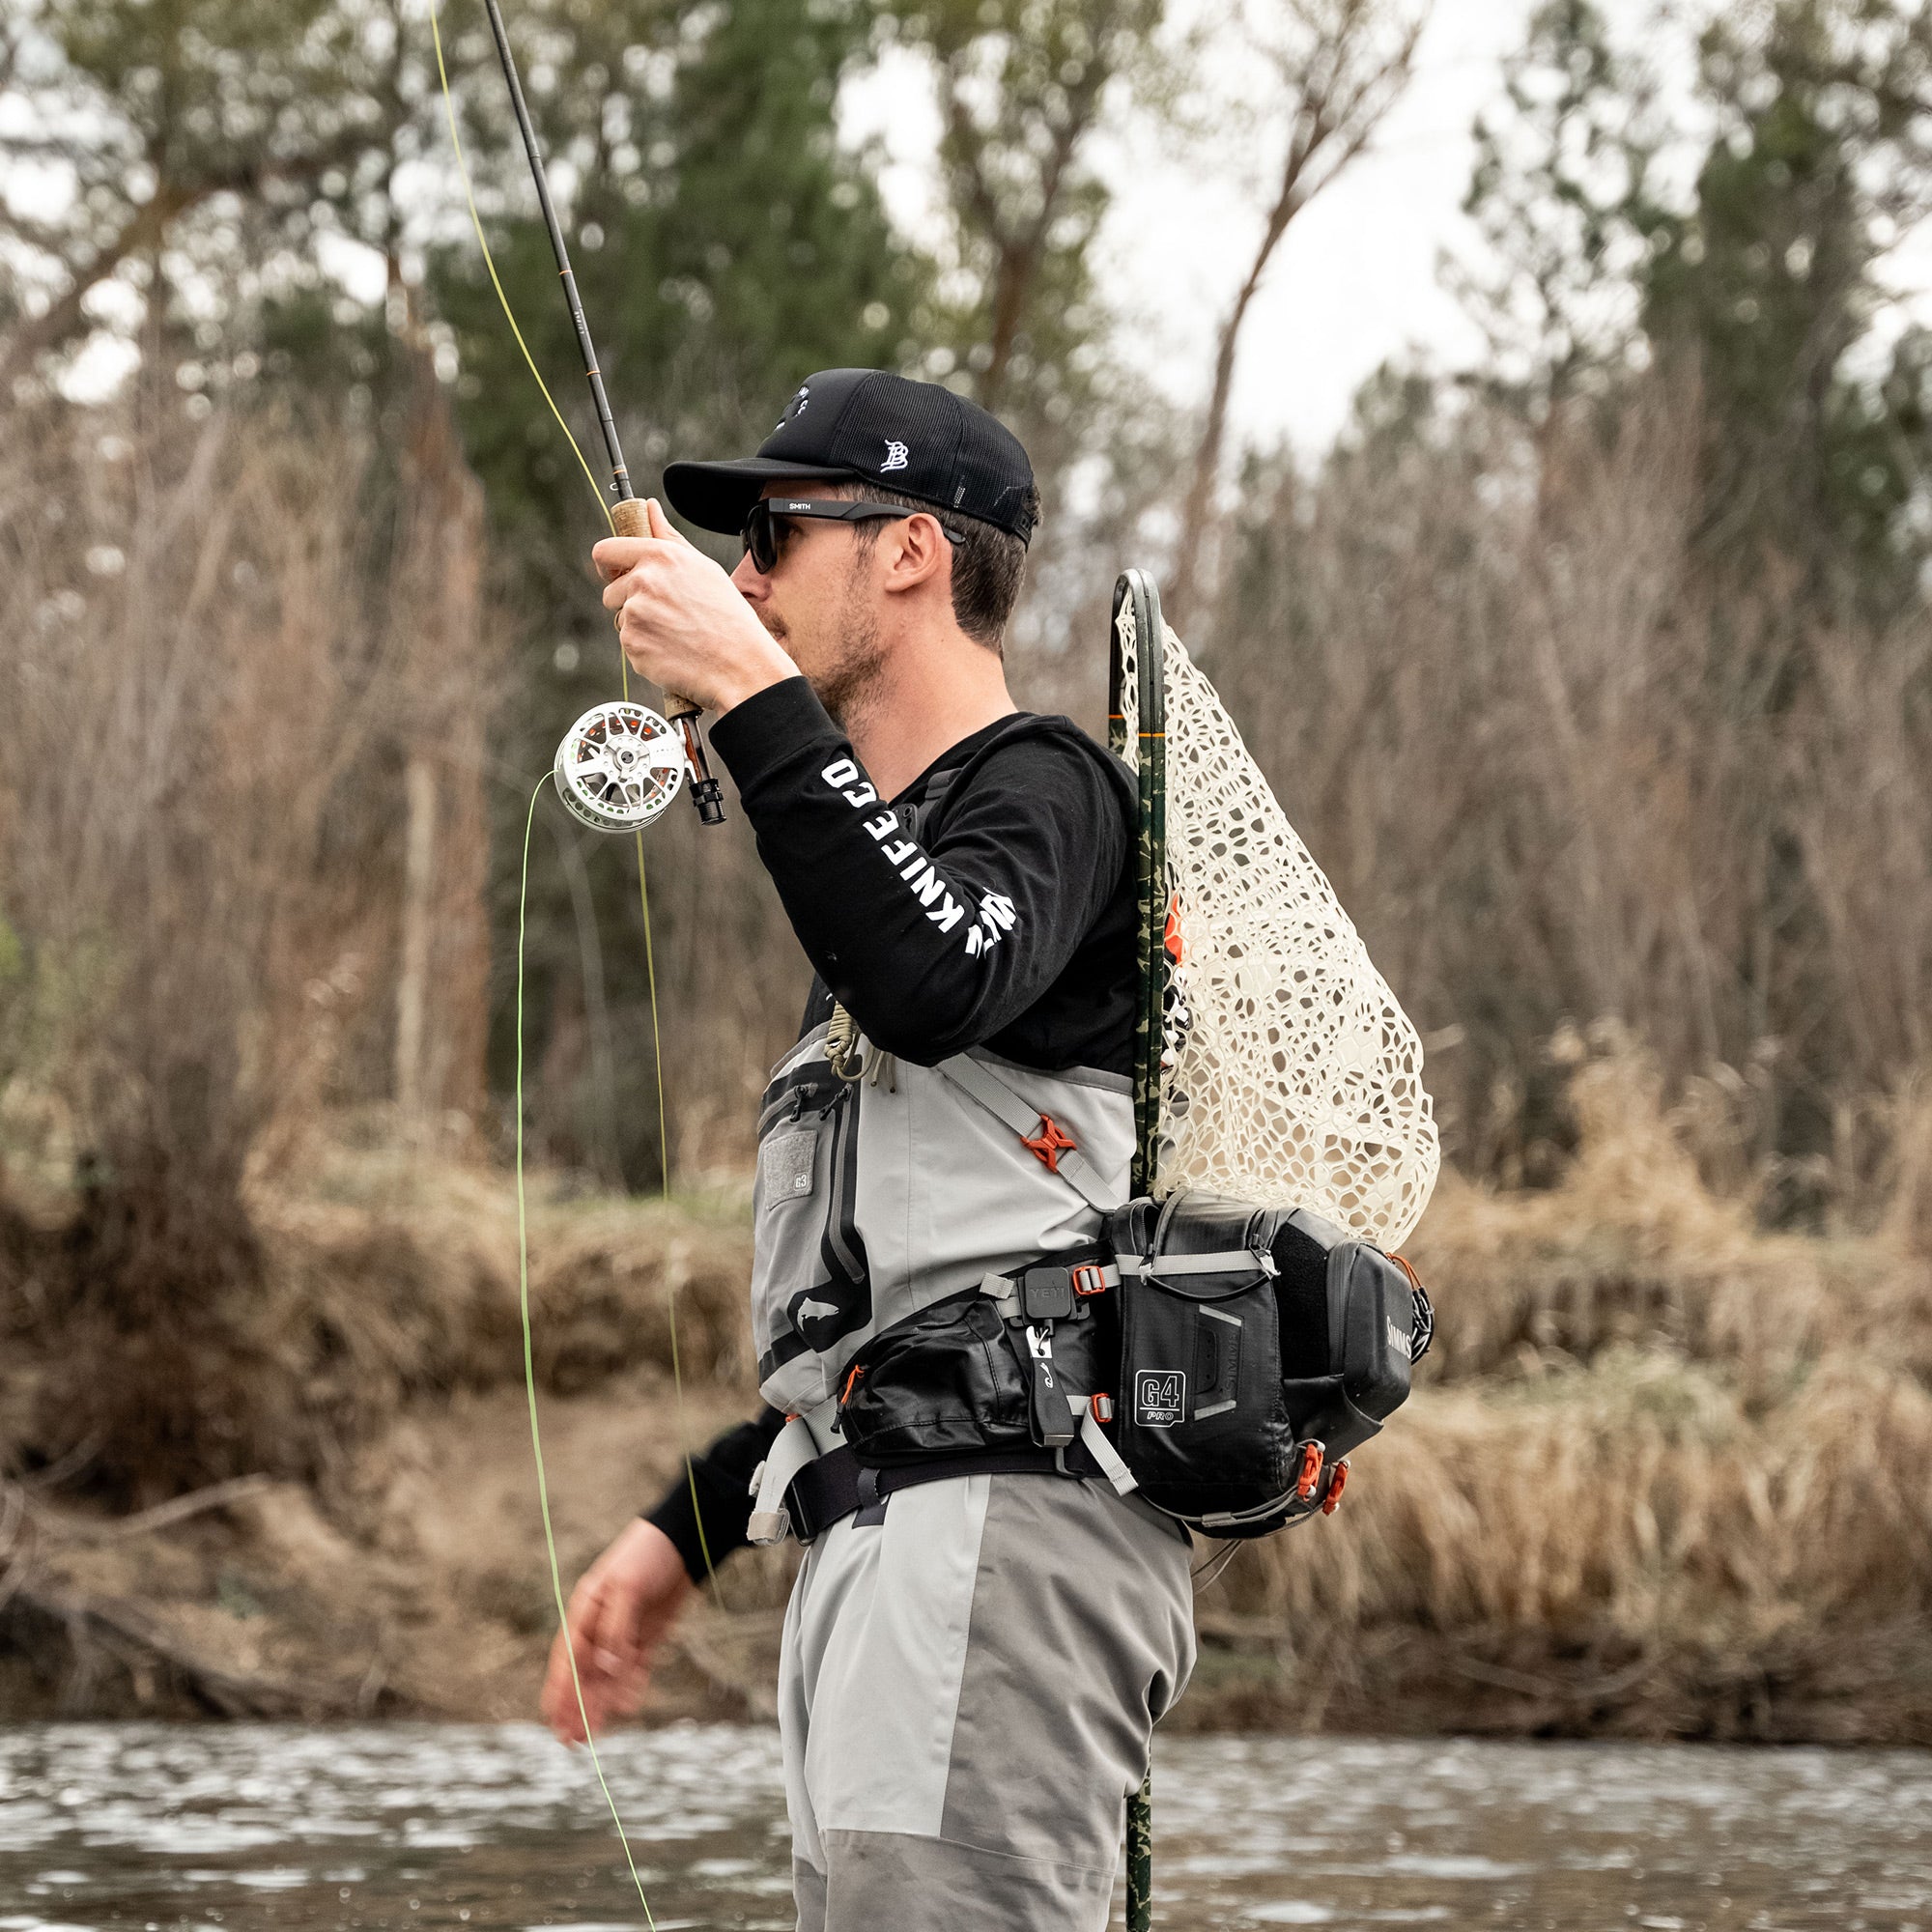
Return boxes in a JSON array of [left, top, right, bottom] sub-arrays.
[[1118, 605, 1439, 1250]]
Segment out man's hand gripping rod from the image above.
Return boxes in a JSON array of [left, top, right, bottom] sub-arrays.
[[479, 0, 725, 825]]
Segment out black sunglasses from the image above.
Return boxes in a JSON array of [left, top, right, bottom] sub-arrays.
[[741, 497, 967, 574]]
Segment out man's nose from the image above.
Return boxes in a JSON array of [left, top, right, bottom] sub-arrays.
[[730, 552, 767, 597]]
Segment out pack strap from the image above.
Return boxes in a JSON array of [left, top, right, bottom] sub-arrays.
[[1117, 1249, 1276, 1278], [978, 1250, 1119, 1320], [1078, 1401, 1137, 1496], [780, 1438, 1106, 1545], [746, 1411, 827, 1547], [937, 1053, 1125, 1214]]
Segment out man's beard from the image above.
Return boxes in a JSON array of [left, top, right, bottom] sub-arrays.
[[799, 570, 888, 729]]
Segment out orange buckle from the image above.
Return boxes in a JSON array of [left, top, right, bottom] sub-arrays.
[[1090, 1393, 1115, 1424], [1070, 1263, 1110, 1297], [1020, 1115, 1077, 1174], [1321, 1459, 1350, 1516], [1294, 1440, 1325, 1503]]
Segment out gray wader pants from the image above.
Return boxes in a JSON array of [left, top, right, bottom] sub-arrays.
[[780, 1467, 1196, 1932]]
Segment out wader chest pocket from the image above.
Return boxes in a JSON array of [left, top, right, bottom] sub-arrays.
[[759, 1127, 817, 1205], [750, 1054, 867, 1403]]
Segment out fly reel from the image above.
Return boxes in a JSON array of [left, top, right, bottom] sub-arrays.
[[554, 701, 688, 834]]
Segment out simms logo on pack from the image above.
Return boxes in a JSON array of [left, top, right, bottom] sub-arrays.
[[1386, 1316, 1410, 1359], [881, 440, 910, 471], [1134, 1369, 1185, 1429]]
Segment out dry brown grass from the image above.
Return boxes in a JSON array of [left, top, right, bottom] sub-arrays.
[[1192, 1033, 1932, 1741], [0, 1122, 775, 1720], [7, 1044, 1932, 1735], [1404, 1030, 1932, 1394], [1194, 374, 1932, 1201], [251, 1126, 754, 1420], [0, 387, 495, 1500]]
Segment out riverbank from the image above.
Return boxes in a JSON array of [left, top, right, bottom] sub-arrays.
[[4, 1046, 1930, 1741]]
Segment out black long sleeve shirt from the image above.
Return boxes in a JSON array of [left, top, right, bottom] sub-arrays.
[[645, 675, 1137, 1578]]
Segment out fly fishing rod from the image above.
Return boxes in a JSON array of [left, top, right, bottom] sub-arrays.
[[477, 0, 725, 829]]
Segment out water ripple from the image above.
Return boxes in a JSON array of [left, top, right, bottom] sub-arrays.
[[2, 1723, 1931, 1928]]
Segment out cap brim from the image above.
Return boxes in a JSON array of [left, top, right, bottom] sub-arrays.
[[662, 457, 860, 535]]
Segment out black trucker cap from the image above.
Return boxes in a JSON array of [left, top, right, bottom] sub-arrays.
[[663, 368, 1037, 545]]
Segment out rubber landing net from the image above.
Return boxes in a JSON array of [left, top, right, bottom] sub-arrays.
[[1115, 600, 1439, 1251]]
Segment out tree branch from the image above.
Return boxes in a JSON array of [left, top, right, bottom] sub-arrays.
[[1167, 0, 1426, 627]]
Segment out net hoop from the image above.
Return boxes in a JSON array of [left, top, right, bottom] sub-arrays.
[[1113, 593, 1439, 1252]]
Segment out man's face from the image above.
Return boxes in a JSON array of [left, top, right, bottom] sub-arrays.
[[730, 483, 887, 724]]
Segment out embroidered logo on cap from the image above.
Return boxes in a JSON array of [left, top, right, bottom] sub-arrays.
[[881, 440, 910, 471]]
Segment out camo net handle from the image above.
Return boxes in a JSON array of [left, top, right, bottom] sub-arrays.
[[1115, 605, 1439, 1250]]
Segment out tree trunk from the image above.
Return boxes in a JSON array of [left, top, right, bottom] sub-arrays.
[[394, 753, 439, 1119]]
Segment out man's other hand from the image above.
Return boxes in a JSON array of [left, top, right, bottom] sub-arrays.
[[593, 498, 795, 716], [540, 1518, 695, 1747]]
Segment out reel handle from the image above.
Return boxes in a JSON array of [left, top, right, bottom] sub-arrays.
[[611, 495, 725, 825]]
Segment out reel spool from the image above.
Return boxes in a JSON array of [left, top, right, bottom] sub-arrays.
[[554, 700, 688, 834]]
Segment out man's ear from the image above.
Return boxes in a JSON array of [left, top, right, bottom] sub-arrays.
[[881, 511, 951, 596]]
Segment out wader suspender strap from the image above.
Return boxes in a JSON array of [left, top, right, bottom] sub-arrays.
[[934, 1053, 1125, 1214]]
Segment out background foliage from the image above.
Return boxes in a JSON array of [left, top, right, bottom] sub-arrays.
[[2, 0, 1930, 1494]]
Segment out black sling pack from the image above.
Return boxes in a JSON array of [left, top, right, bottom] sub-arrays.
[[1103, 1191, 1433, 1537]]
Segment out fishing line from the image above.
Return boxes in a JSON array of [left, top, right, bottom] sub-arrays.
[[429, 0, 724, 1596], [433, 1, 732, 1916], [517, 777, 657, 1929], [630, 831, 724, 1592], [428, 0, 612, 535]]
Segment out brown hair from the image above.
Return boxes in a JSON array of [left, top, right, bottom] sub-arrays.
[[839, 481, 1037, 655]]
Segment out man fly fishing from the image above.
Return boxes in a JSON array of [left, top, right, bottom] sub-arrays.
[[543, 367, 1195, 1931]]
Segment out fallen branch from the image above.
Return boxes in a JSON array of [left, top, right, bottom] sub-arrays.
[[0, 1471, 273, 1550], [1448, 1649, 1658, 1704], [2, 1576, 374, 1719], [53, 1473, 274, 1545]]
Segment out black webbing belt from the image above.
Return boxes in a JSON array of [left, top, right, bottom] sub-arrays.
[[785, 1439, 1103, 1544]]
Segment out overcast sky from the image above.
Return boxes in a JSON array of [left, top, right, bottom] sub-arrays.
[[845, 0, 1563, 457], [35, 0, 1932, 450]]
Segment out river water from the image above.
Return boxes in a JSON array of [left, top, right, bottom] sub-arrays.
[[1, 1722, 1929, 1930]]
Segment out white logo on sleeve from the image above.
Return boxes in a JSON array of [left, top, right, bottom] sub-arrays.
[[881, 440, 910, 472]]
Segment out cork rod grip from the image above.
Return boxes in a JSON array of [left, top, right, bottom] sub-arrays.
[[611, 495, 699, 723]]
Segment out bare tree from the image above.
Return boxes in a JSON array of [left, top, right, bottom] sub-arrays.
[[0, 395, 496, 1495], [0, 0, 424, 391], [1167, 0, 1427, 626], [898, 0, 1167, 413]]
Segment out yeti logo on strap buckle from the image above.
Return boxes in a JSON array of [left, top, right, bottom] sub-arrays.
[[1134, 1369, 1184, 1429]]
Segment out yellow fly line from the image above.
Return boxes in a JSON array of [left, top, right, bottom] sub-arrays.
[[432, 0, 728, 1918], [515, 780, 656, 1927]]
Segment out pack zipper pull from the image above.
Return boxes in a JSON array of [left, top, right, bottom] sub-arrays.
[[1026, 1322, 1076, 1449]]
